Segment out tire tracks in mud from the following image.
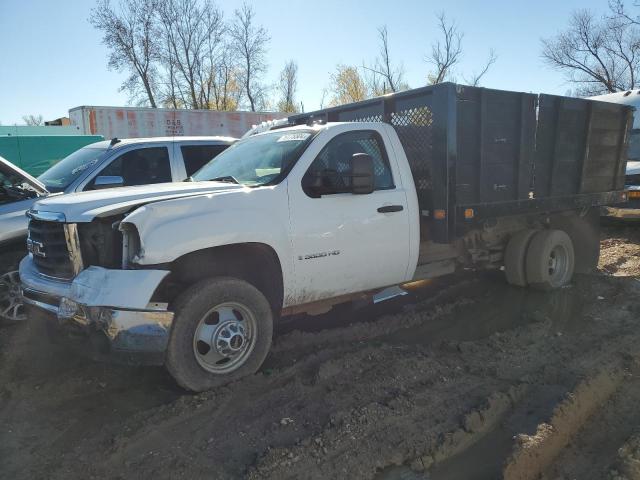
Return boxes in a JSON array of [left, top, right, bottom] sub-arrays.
[[502, 365, 626, 480], [5, 270, 640, 480], [245, 277, 640, 480], [537, 357, 640, 480]]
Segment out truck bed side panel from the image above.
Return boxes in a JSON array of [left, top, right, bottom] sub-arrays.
[[290, 83, 632, 243]]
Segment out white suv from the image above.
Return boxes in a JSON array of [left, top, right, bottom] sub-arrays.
[[0, 136, 236, 322]]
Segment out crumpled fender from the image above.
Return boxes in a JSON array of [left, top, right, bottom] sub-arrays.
[[121, 185, 294, 294], [123, 186, 290, 264]]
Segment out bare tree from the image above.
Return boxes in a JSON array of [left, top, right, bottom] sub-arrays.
[[159, 33, 183, 108], [157, 0, 225, 109], [210, 49, 243, 110], [90, 0, 159, 107], [427, 13, 463, 84], [542, 7, 640, 95], [463, 49, 498, 86], [328, 65, 369, 106], [22, 115, 43, 126], [609, 1, 640, 88], [318, 88, 329, 109], [277, 60, 299, 113], [229, 3, 270, 111], [363, 25, 406, 94]]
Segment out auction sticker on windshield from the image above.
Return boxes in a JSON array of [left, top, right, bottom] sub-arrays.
[[277, 132, 311, 142]]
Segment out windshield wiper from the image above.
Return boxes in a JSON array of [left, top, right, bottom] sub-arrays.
[[209, 175, 239, 184]]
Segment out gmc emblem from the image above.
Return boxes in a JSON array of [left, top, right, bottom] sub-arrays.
[[26, 238, 46, 258]]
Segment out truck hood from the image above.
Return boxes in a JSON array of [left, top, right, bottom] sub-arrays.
[[31, 181, 245, 222]]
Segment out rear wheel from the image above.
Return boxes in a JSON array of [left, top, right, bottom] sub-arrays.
[[0, 250, 27, 322], [551, 210, 600, 274], [525, 230, 575, 290], [504, 229, 538, 287], [166, 277, 273, 392]]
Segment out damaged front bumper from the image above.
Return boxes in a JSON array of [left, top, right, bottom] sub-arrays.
[[19, 256, 173, 365]]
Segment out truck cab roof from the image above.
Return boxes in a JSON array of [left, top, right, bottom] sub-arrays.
[[90, 136, 237, 150]]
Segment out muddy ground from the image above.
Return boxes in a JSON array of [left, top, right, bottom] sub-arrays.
[[1, 223, 640, 480]]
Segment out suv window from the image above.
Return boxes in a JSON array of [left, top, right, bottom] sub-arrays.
[[303, 130, 394, 195], [90, 147, 172, 189], [181, 144, 230, 177]]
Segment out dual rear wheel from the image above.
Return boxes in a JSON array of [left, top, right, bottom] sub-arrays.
[[505, 229, 576, 290]]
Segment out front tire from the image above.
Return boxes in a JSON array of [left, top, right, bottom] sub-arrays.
[[166, 277, 273, 392]]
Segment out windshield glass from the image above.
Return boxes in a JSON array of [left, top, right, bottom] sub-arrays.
[[0, 168, 39, 205], [192, 130, 314, 186], [38, 146, 108, 192], [628, 129, 640, 161]]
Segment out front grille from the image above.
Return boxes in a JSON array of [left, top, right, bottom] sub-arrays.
[[28, 219, 74, 279]]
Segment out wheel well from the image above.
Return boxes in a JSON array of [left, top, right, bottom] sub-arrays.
[[154, 243, 284, 314], [0, 237, 27, 270], [549, 208, 600, 274], [0, 237, 27, 255]]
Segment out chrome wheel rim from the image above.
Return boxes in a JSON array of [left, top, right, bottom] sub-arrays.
[[0, 270, 26, 322], [548, 245, 569, 286], [192, 302, 257, 374]]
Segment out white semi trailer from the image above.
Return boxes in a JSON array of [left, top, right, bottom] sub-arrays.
[[69, 106, 286, 140]]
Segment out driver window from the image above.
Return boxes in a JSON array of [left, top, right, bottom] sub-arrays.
[[302, 130, 394, 196], [87, 147, 171, 190]]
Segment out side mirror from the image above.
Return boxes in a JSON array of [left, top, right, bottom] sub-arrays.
[[351, 153, 374, 194], [92, 175, 124, 190]]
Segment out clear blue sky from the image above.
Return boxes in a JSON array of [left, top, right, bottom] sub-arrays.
[[0, 0, 611, 125]]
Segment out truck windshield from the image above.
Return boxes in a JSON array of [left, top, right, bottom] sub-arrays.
[[38, 146, 108, 193], [628, 129, 640, 161], [192, 130, 314, 186]]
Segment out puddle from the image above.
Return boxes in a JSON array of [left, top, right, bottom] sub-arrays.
[[382, 278, 585, 347]]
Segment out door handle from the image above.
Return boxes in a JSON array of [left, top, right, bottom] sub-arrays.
[[377, 205, 404, 213]]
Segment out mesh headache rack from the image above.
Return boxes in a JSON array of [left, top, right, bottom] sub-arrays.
[[289, 82, 633, 243]]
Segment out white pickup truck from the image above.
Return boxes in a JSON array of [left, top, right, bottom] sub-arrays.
[[20, 83, 631, 391]]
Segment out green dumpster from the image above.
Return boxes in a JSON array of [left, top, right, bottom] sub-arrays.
[[0, 135, 104, 176]]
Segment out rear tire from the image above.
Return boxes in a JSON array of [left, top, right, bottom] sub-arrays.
[[165, 277, 273, 392], [504, 229, 537, 287], [551, 210, 600, 274], [525, 230, 575, 290]]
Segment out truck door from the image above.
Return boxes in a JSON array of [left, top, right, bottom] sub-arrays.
[[287, 126, 411, 304]]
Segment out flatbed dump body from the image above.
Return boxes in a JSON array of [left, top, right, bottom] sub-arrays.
[[290, 83, 633, 243]]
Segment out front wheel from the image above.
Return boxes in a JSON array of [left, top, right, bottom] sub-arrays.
[[166, 277, 273, 392]]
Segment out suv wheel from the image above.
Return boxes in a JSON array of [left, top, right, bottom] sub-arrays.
[[0, 251, 27, 322]]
